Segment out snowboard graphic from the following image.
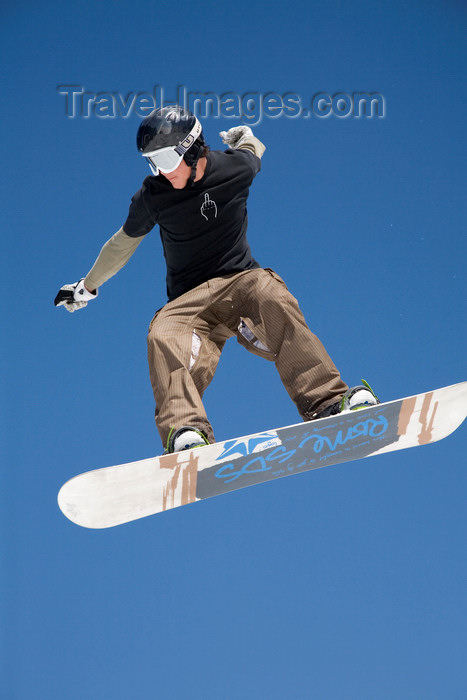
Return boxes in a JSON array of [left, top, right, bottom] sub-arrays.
[[58, 382, 467, 529]]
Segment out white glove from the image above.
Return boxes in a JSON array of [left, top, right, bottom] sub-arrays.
[[219, 125, 254, 149], [54, 279, 98, 313]]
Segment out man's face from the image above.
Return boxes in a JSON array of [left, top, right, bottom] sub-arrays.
[[161, 159, 191, 189]]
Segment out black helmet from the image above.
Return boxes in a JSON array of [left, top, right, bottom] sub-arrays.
[[136, 106, 205, 186], [137, 105, 204, 154]]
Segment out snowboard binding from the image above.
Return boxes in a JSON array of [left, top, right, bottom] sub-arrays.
[[313, 380, 380, 419]]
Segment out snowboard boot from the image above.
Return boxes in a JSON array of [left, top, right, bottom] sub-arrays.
[[312, 380, 380, 420], [165, 426, 210, 454]]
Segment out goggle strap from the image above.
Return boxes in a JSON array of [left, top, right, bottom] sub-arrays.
[[174, 117, 202, 155]]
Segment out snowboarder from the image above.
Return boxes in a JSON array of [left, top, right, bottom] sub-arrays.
[[55, 105, 378, 453]]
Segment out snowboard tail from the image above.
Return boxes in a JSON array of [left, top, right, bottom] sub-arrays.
[[58, 382, 467, 529]]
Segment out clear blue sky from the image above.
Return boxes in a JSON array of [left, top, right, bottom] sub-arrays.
[[2, 0, 466, 698]]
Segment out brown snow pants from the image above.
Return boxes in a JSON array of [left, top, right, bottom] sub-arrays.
[[147, 268, 348, 447]]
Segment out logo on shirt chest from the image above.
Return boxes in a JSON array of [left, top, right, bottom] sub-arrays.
[[200, 192, 217, 221]]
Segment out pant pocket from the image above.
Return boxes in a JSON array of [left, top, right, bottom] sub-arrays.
[[264, 267, 288, 290], [148, 306, 164, 334]]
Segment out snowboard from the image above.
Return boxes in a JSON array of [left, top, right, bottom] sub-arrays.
[[58, 381, 467, 529]]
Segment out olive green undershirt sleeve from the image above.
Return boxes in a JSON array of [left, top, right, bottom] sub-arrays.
[[237, 135, 266, 159], [84, 227, 145, 291]]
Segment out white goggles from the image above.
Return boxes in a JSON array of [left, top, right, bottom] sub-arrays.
[[143, 117, 202, 176]]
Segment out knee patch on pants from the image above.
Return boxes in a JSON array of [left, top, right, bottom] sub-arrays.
[[189, 330, 202, 371]]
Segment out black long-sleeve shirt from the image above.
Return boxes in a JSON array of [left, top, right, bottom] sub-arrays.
[[123, 148, 261, 301]]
